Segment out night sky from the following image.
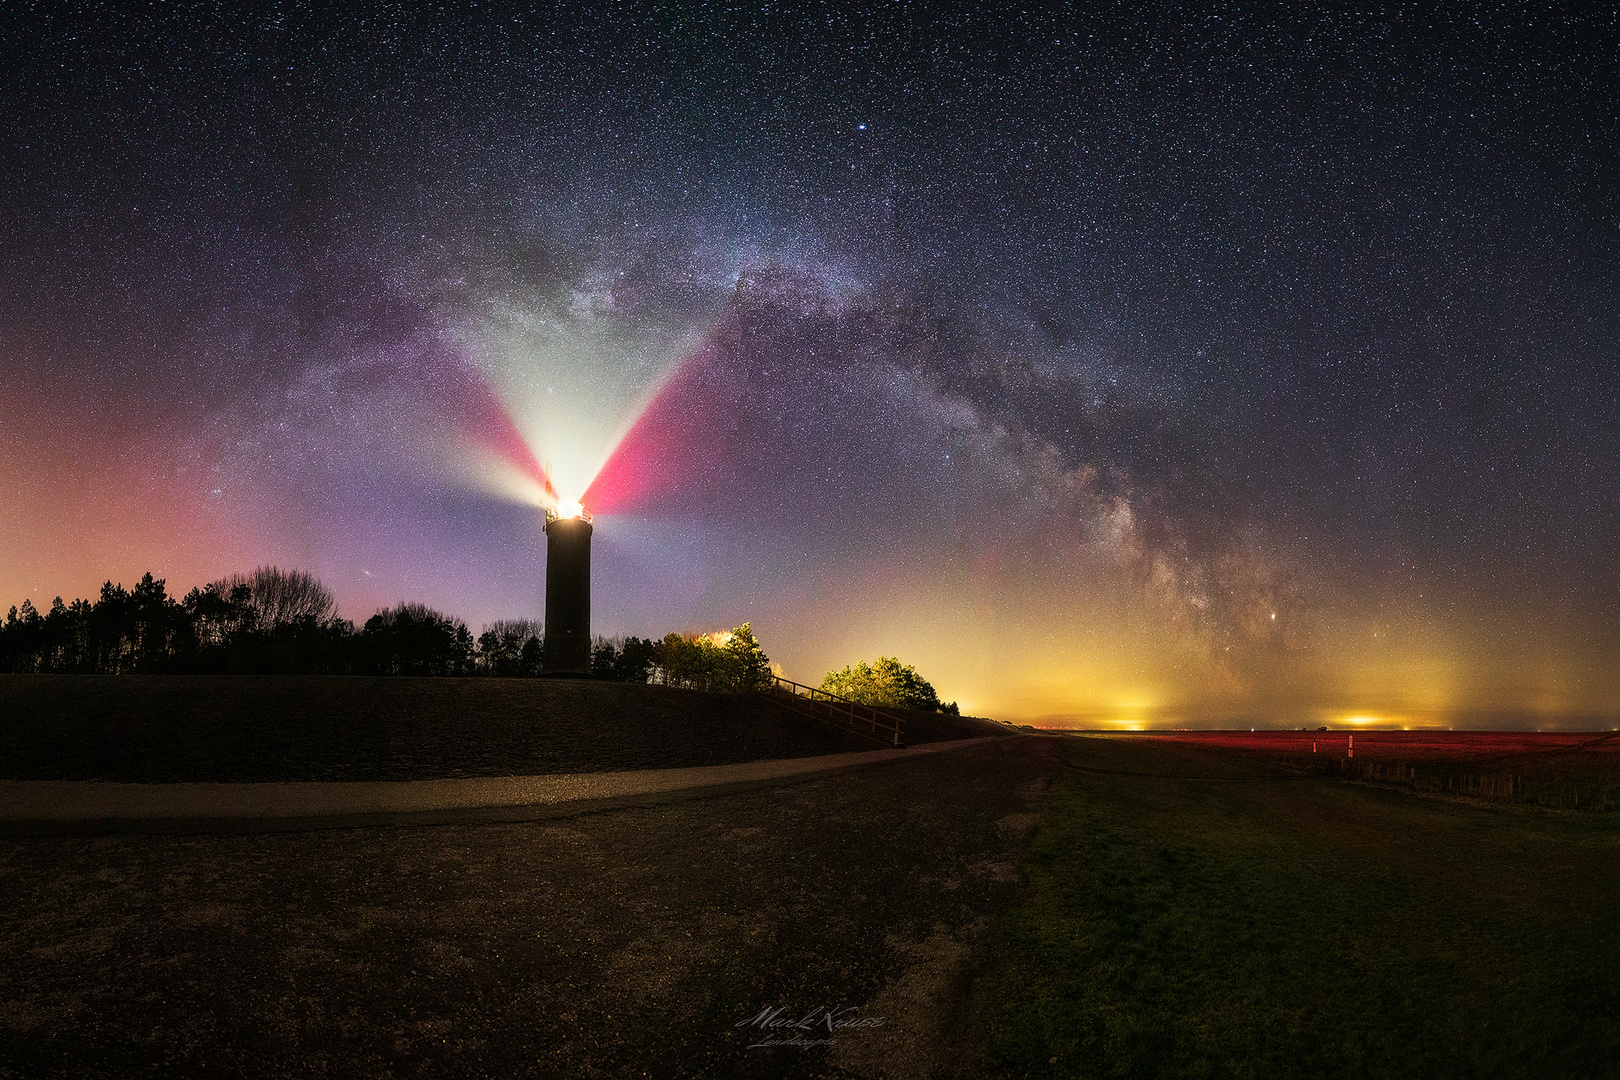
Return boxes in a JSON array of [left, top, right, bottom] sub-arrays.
[[3, 4, 1617, 727]]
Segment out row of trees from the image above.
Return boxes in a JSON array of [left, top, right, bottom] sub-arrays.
[[1, 569, 957, 710], [819, 656, 959, 714], [0, 568, 759, 682], [0, 569, 358, 676], [0, 570, 498, 677]]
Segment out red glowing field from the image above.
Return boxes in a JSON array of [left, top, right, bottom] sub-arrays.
[[1123, 730, 1620, 809], [1135, 730, 1620, 765]]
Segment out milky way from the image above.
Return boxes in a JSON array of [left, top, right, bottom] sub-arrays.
[[2, 5, 1617, 725]]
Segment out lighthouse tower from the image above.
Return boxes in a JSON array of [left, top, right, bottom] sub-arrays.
[[543, 504, 592, 675]]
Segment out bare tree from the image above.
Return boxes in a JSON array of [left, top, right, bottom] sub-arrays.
[[212, 567, 339, 629]]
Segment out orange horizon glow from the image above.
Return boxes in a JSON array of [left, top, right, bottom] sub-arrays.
[[761, 554, 1620, 731]]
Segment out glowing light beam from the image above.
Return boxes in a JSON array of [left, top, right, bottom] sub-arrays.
[[452, 296, 721, 514]]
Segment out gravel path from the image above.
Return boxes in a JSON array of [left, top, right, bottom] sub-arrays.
[[0, 736, 1058, 1079], [0, 738, 996, 834]]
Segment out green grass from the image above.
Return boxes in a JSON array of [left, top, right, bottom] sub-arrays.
[[975, 735, 1620, 1079]]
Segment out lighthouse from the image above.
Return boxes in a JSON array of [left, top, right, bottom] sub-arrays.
[[543, 501, 592, 675]]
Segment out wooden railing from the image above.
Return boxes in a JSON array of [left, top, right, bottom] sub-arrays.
[[765, 675, 906, 746]]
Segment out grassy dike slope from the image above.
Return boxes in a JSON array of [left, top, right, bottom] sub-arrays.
[[973, 735, 1620, 1079], [0, 675, 1004, 783]]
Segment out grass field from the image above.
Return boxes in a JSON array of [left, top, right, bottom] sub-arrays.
[[973, 734, 1620, 1079]]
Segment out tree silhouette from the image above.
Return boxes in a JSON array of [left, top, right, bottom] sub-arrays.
[[359, 603, 474, 676], [519, 633, 543, 676], [211, 567, 339, 631], [616, 636, 658, 683], [477, 620, 543, 676], [587, 635, 659, 683], [723, 624, 773, 692], [0, 567, 359, 675], [651, 625, 773, 692], [130, 573, 182, 671], [5, 600, 42, 672], [89, 582, 134, 673], [0, 567, 730, 686], [590, 637, 619, 678]]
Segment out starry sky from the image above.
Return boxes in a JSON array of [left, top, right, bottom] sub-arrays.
[[3, 3, 1618, 727]]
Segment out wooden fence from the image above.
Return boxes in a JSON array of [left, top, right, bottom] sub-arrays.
[[764, 675, 906, 746]]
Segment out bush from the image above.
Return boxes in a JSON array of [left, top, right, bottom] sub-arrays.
[[819, 657, 946, 711]]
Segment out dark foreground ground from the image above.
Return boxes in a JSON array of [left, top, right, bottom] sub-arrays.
[[0, 675, 1005, 782], [0, 737, 1057, 1079], [9, 706, 1614, 1078]]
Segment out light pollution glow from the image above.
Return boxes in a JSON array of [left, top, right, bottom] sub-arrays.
[[732, 548, 1620, 729]]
